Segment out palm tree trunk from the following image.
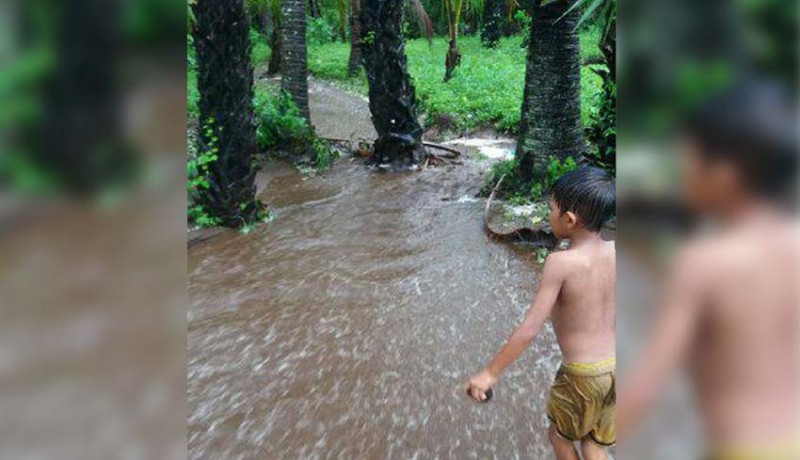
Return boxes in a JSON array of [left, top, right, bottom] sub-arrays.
[[362, 0, 426, 169], [516, 0, 583, 184], [347, 0, 362, 74], [309, 0, 321, 17], [33, 0, 137, 195], [268, 23, 283, 74], [444, 23, 461, 82], [480, 0, 503, 48], [281, 0, 311, 122], [192, 0, 262, 227]]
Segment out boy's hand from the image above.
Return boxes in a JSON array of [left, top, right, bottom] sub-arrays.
[[465, 370, 497, 402]]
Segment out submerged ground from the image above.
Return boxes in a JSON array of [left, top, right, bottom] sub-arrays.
[[188, 81, 566, 458]]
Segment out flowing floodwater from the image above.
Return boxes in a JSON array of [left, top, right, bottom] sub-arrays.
[[188, 157, 567, 459]]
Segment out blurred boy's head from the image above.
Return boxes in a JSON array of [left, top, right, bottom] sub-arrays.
[[549, 167, 616, 239], [682, 80, 798, 215]]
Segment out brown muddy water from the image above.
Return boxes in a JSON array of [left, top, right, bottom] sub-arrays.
[[188, 157, 568, 459]]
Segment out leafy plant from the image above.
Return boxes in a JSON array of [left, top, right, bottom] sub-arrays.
[[252, 87, 338, 171], [308, 17, 336, 45], [250, 28, 271, 64], [584, 76, 615, 173], [545, 155, 578, 189], [187, 118, 222, 227]]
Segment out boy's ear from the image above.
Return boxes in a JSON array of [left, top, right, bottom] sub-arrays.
[[564, 211, 579, 228]]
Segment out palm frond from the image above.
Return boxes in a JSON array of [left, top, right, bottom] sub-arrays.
[[555, 0, 615, 41]]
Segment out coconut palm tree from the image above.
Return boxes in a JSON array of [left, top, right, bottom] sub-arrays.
[[243, 0, 282, 74], [442, 0, 483, 81], [516, 0, 583, 183], [281, 0, 310, 122], [480, 0, 503, 48], [347, 0, 363, 74], [191, 0, 263, 227], [361, 0, 428, 168]]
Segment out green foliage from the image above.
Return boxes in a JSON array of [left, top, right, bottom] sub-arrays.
[[545, 155, 578, 187], [252, 87, 338, 172], [253, 87, 311, 150], [515, 10, 532, 48], [311, 137, 340, 172], [481, 155, 578, 202], [298, 33, 603, 134], [187, 36, 200, 119], [535, 247, 549, 264], [307, 17, 336, 45], [584, 75, 615, 174], [125, 0, 185, 45], [250, 29, 271, 64], [187, 117, 272, 228], [557, 0, 615, 43], [483, 158, 517, 190], [187, 118, 222, 227]]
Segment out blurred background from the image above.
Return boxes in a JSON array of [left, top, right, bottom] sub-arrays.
[[0, 0, 186, 458], [0, 0, 796, 458], [616, 0, 798, 458]]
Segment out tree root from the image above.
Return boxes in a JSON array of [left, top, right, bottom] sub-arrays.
[[322, 137, 462, 167], [483, 174, 558, 248]]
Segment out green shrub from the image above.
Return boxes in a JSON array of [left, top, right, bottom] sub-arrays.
[[481, 154, 579, 202], [307, 17, 335, 45], [188, 68, 199, 119], [584, 76, 616, 174], [187, 35, 199, 119], [250, 28, 271, 64], [253, 87, 310, 151], [252, 87, 338, 172], [545, 155, 578, 188], [187, 118, 222, 227]]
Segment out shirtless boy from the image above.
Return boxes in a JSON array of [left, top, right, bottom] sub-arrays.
[[617, 81, 799, 459], [466, 166, 616, 460]]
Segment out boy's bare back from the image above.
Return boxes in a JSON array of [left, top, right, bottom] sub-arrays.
[[550, 239, 616, 364], [681, 217, 800, 446]]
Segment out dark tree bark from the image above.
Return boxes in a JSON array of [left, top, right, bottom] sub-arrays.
[[32, 0, 137, 195], [281, 0, 310, 122], [347, 0, 362, 74], [192, 0, 262, 227], [309, 0, 321, 17], [444, 33, 461, 82], [516, 0, 583, 184], [267, 21, 283, 74], [443, 4, 461, 82], [362, 0, 426, 169], [480, 0, 503, 48]]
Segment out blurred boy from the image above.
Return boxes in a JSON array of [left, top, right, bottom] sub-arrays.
[[466, 167, 616, 460], [617, 81, 800, 459]]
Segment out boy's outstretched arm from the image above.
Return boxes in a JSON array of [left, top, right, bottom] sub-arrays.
[[617, 247, 705, 439], [465, 253, 567, 402]]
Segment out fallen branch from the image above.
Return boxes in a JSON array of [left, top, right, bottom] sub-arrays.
[[321, 136, 462, 167], [422, 142, 461, 157]]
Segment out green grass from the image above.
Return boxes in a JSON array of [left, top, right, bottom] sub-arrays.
[[263, 30, 604, 134]]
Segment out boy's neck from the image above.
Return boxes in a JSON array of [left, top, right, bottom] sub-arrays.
[[564, 228, 604, 248]]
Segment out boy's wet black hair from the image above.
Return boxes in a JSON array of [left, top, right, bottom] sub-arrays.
[[551, 167, 616, 232], [684, 79, 798, 199]]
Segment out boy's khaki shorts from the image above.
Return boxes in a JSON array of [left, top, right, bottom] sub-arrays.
[[546, 358, 616, 446]]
